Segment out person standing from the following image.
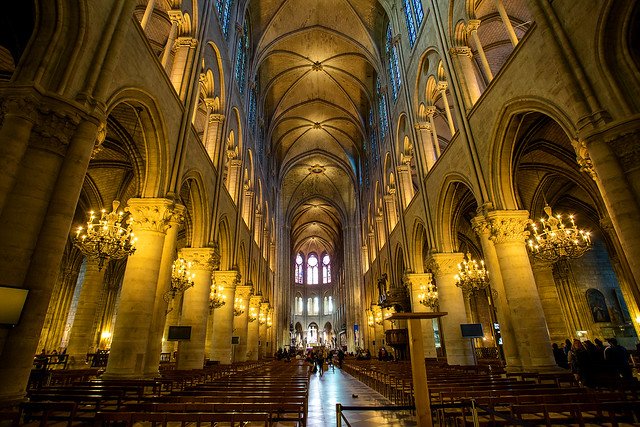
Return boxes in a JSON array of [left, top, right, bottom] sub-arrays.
[[604, 338, 632, 380]]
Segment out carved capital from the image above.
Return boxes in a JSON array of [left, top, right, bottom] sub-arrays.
[[426, 252, 464, 276], [249, 295, 262, 308], [437, 81, 448, 92], [471, 214, 491, 237], [31, 107, 82, 155], [571, 140, 597, 181], [235, 285, 253, 300], [205, 98, 220, 114], [179, 247, 216, 271], [466, 19, 481, 33], [211, 240, 221, 270], [168, 9, 183, 23], [449, 46, 473, 57], [424, 105, 437, 118], [167, 203, 186, 227], [415, 121, 431, 131], [209, 113, 224, 124], [404, 272, 433, 293], [1, 96, 39, 122], [174, 36, 197, 49], [212, 270, 241, 288], [486, 210, 530, 244], [125, 198, 175, 234]]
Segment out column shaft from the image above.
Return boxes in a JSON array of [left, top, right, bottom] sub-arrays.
[[210, 270, 239, 363], [467, 20, 494, 81]]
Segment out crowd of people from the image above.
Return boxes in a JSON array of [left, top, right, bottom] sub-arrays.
[[552, 337, 635, 387]]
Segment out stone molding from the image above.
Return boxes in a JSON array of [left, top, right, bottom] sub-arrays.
[[208, 113, 225, 124], [174, 36, 197, 49], [1, 96, 39, 122], [466, 19, 481, 33], [470, 214, 490, 237], [179, 247, 216, 271], [426, 252, 464, 276], [249, 295, 262, 308], [486, 210, 531, 244], [437, 81, 448, 92], [415, 121, 431, 131], [125, 198, 176, 234]]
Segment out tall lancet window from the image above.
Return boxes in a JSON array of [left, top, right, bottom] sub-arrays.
[[307, 254, 319, 285], [216, 0, 234, 38], [322, 254, 331, 284], [295, 253, 303, 284], [386, 25, 402, 101]]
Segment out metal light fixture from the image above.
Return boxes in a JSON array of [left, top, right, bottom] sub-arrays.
[[164, 258, 195, 301], [209, 283, 226, 310], [248, 306, 258, 322], [374, 311, 383, 326], [527, 205, 592, 262], [418, 281, 439, 309], [266, 313, 273, 328], [454, 252, 490, 296], [74, 201, 137, 270], [259, 312, 266, 325], [367, 310, 375, 327], [233, 297, 246, 317]]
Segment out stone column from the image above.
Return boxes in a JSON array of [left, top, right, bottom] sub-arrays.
[[415, 122, 437, 171], [406, 273, 438, 358], [210, 270, 240, 363], [205, 113, 225, 164], [253, 211, 263, 244], [375, 214, 386, 249], [467, 20, 493, 81], [258, 302, 269, 359], [233, 285, 252, 362], [486, 210, 556, 370], [530, 260, 570, 344], [170, 37, 197, 101], [437, 81, 456, 136], [144, 204, 184, 375], [161, 294, 182, 354], [66, 258, 106, 366], [242, 189, 255, 228], [449, 47, 481, 106], [368, 232, 376, 262], [471, 214, 521, 368], [246, 295, 261, 360], [425, 107, 441, 157], [373, 306, 384, 348], [0, 96, 37, 214], [103, 198, 173, 379], [161, 10, 181, 68], [176, 248, 215, 370], [495, 0, 519, 46], [396, 163, 414, 208], [383, 194, 398, 231], [226, 159, 242, 204], [427, 253, 474, 365], [140, 0, 156, 30]]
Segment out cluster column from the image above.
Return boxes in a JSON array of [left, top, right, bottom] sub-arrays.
[[414, 122, 437, 171], [427, 253, 474, 365], [103, 198, 174, 379], [486, 210, 556, 370]]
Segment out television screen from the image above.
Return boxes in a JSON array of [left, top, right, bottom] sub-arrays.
[[167, 326, 192, 341], [0, 286, 29, 326], [460, 323, 484, 338]]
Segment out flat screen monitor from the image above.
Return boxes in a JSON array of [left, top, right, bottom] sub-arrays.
[[460, 323, 484, 338], [167, 326, 192, 341], [0, 286, 29, 326]]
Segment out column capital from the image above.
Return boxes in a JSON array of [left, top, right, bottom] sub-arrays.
[[174, 37, 197, 49], [167, 9, 183, 23], [470, 214, 491, 237], [415, 121, 431, 131], [486, 209, 531, 244], [426, 252, 464, 276], [212, 270, 241, 288], [466, 19, 481, 33], [179, 247, 217, 271], [424, 105, 437, 118], [437, 81, 449, 92], [235, 285, 253, 299], [208, 113, 224, 124], [403, 272, 433, 290], [449, 46, 473, 57], [1, 95, 39, 122], [571, 139, 597, 181], [125, 198, 176, 233], [260, 302, 270, 312], [249, 295, 262, 307]]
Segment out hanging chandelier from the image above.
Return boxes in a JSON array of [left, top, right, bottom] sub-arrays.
[[454, 252, 490, 295], [418, 281, 439, 309], [374, 310, 383, 326], [209, 283, 226, 310], [259, 311, 266, 325], [164, 258, 195, 302], [233, 297, 246, 317], [527, 205, 592, 262], [367, 310, 375, 327], [248, 306, 258, 322], [266, 313, 272, 328], [73, 201, 137, 270]]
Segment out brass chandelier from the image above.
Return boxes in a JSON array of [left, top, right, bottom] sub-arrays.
[[454, 252, 490, 295], [418, 281, 439, 309], [527, 205, 592, 262], [164, 258, 195, 303], [73, 201, 137, 270], [209, 283, 226, 310], [233, 297, 246, 317]]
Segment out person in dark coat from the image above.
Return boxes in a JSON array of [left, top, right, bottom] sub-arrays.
[[552, 343, 569, 369], [604, 338, 632, 380]]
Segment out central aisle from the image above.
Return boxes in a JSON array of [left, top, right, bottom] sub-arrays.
[[305, 366, 417, 427]]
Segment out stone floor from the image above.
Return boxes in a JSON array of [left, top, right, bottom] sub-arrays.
[[303, 366, 417, 427]]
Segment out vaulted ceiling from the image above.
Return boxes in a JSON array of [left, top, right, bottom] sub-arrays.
[[249, 0, 388, 256]]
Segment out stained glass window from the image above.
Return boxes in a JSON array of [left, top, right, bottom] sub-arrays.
[[307, 254, 318, 284], [295, 253, 303, 283], [322, 254, 331, 283]]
